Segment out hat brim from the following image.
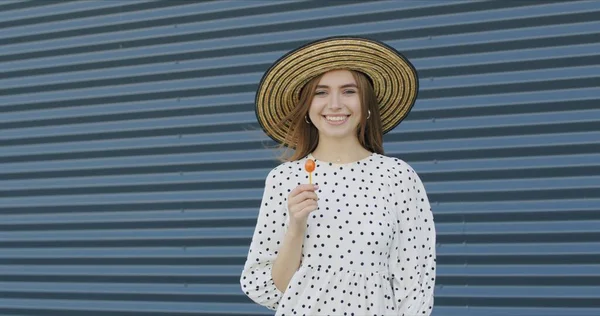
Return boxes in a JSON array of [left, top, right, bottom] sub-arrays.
[[255, 36, 419, 147]]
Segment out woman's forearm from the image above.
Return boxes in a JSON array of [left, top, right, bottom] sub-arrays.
[[271, 228, 305, 293]]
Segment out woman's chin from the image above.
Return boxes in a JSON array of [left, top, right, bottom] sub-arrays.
[[317, 129, 356, 141]]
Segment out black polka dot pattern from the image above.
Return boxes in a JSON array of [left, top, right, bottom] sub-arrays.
[[240, 153, 436, 315]]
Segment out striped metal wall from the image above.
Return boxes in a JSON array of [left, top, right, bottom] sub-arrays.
[[1, 0, 599, 315]]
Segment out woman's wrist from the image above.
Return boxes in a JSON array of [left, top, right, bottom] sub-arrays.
[[286, 226, 305, 239]]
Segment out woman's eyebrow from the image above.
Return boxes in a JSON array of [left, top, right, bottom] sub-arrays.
[[316, 83, 358, 89]]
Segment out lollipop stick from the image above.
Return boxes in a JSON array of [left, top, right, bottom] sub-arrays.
[[309, 173, 312, 185]]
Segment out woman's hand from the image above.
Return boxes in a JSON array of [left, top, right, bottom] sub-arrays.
[[287, 184, 319, 235]]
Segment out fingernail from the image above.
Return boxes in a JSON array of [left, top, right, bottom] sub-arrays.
[[314, 185, 319, 189]]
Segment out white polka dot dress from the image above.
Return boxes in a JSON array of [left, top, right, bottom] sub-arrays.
[[240, 153, 436, 316]]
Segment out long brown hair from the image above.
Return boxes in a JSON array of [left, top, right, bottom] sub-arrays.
[[273, 69, 384, 162]]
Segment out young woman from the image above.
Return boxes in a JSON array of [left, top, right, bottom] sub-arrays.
[[241, 36, 436, 316]]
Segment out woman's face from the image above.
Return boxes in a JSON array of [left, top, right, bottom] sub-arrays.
[[308, 69, 362, 141]]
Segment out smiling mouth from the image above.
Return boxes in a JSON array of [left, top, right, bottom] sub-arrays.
[[323, 115, 350, 121], [323, 115, 350, 124]]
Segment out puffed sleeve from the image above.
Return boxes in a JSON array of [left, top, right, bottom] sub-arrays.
[[389, 161, 437, 315], [240, 165, 289, 310]]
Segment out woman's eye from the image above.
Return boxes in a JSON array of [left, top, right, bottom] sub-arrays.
[[315, 91, 327, 95], [344, 90, 357, 94]]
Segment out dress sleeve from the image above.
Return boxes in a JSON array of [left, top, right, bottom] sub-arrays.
[[389, 161, 437, 315], [240, 166, 289, 310]]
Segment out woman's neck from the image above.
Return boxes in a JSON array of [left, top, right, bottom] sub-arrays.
[[311, 136, 371, 164]]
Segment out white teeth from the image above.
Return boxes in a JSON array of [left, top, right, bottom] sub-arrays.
[[325, 116, 348, 122]]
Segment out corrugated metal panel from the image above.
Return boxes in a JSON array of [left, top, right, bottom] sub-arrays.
[[0, 0, 599, 315]]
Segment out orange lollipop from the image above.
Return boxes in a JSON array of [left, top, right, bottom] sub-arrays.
[[305, 159, 315, 184]]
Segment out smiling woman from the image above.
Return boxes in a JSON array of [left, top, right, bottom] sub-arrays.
[[307, 69, 381, 163], [254, 36, 418, 163], [242, 36, 435, 316]]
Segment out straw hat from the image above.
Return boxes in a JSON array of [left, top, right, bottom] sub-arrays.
[[255, 36, 419, 146]]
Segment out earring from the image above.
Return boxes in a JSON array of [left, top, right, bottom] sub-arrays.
[[367, 110, 371, 120], [305, 115, 311, 124]]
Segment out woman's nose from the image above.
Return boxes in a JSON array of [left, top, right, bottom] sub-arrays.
[[328, 93, 342, 109]]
